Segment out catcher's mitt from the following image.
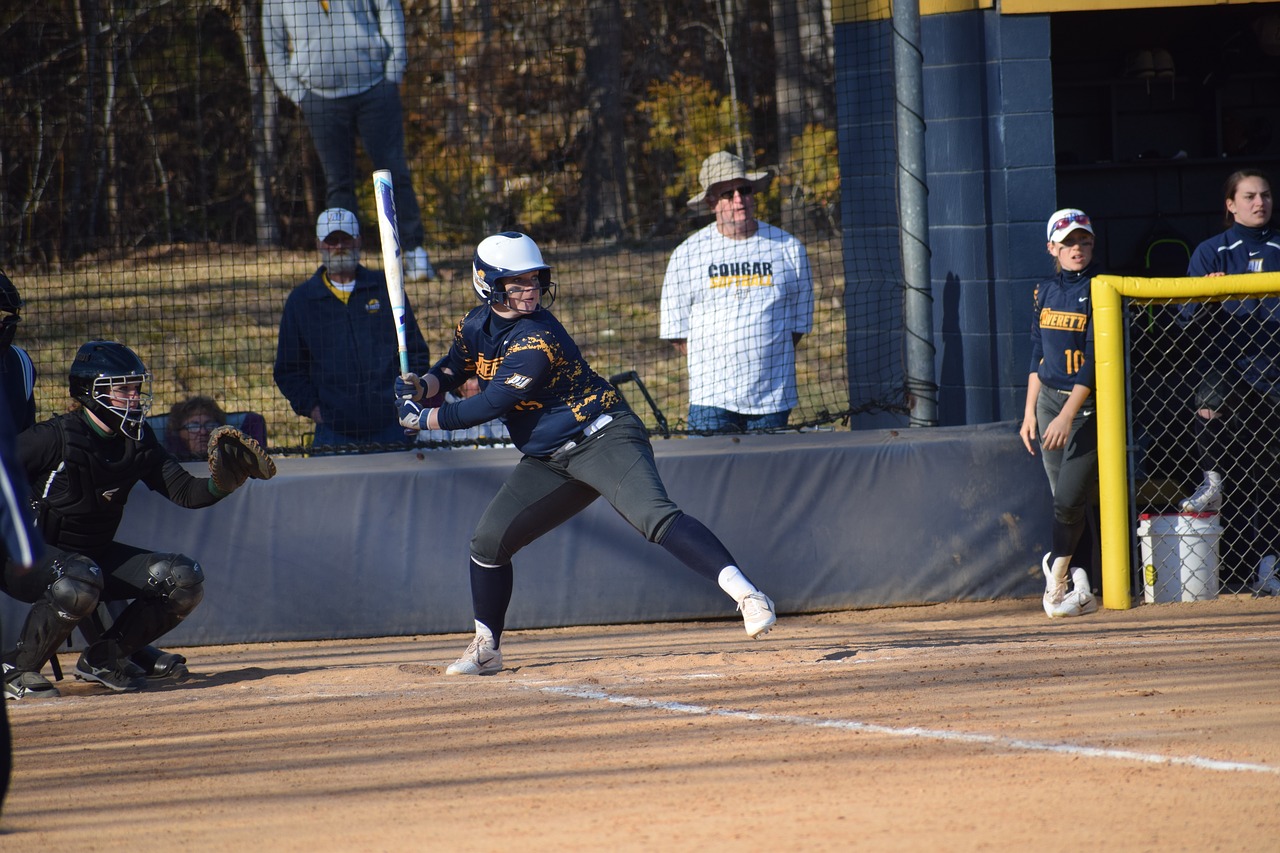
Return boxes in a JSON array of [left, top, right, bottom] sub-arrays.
[[208, 425, 276, 493]]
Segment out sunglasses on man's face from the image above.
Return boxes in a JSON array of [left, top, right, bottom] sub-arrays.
[[717, 185, 755, 202]]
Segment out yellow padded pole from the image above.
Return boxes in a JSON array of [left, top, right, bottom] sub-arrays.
[[1091, 275, 1130, 609]]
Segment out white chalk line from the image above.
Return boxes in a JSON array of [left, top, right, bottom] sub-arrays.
[[536, 684, 1279, 776]]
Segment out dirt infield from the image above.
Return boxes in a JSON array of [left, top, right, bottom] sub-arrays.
[[3, 596, 1279, 851]]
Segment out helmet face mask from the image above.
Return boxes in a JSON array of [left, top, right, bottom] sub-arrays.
[[472, 231, 556, 311], [69, 341, 154, 440], [87, 374, 153, 439]]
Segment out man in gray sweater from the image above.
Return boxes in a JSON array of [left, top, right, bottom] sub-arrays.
[[263, 0, 435, 281]]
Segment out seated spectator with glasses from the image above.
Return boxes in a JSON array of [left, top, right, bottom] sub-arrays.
[[660, 151, 813, 433], [165, 396, 227, 457], [163, 396, 266, 458]]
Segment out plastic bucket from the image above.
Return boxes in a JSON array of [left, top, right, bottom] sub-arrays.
[[1137, 512, 1221, 602]]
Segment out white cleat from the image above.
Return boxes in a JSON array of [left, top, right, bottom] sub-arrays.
[[738, 592, 776, 638], [1253, 555, 1280, 597], [1042, 552, 1068, 617], [445, 633, 503, 675], [1051, 567, 1098, 617], [1180, 470, 1223, 513], [404, 246, 436, 282]]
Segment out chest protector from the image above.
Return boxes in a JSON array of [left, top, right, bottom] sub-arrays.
[[33, 414, 161, 553]]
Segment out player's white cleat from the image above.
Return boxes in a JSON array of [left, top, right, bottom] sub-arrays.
[[1051, 567, 1098, 618], [1042, 552, 1068, 617], [1253, 555, 1280, 596], [1180, 470, 1223, 513], [738, 592, 776, 638], [446, 633, 503, 675]]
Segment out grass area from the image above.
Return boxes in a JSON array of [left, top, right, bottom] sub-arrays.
[[17, 238, 851, 453]]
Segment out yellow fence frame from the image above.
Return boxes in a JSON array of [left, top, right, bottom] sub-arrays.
[[1092, 272, 1280, 609]]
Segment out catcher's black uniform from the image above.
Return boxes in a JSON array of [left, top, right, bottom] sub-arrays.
[[1, 411, 226, 689]]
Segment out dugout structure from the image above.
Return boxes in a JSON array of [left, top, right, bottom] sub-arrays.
[[1094, 271, 1280, 609]]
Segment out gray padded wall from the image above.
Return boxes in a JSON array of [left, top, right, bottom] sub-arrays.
[[2, 424, 1051, 648]]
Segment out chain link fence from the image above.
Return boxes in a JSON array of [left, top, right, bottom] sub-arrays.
[[1128, 295, 1280, 597]]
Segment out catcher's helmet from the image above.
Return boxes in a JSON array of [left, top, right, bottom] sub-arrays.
[[472, 231, 555, 309], [69, 341, 153, 440], [0, 270, 21, 349]]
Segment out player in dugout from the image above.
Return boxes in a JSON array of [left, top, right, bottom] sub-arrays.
[[393, 231, 777, 675], [1, 341, 274, 700]]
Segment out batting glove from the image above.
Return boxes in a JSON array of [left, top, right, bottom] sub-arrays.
[[396, 397, 426, 431], [395, 373, 426, 402]]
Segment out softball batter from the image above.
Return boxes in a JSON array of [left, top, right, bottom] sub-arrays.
[[395, 232, 776, 675]]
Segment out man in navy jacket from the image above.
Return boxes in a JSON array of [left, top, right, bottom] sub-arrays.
[[274, 208, 433, 450]]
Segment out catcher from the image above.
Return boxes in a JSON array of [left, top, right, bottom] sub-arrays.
[[1, 341, 274, 699]]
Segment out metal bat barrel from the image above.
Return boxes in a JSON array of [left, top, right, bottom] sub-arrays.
[[372, 169, 410, 376]]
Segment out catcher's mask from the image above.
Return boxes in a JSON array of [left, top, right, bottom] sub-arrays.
[[68, 341, 153, 440]]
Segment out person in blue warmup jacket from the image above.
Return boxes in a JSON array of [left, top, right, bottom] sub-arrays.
[[1178, 170, 1280, 594]]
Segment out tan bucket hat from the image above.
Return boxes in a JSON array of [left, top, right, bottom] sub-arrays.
[[686, 151, 773, 210]]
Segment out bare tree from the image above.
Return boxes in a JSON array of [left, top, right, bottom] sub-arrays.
[[580, 0, 627, 240], [771, 0, 804, 234], [235, 0, 279, 246]]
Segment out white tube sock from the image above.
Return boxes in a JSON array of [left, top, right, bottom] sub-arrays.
[[717, 566, 757, 602]]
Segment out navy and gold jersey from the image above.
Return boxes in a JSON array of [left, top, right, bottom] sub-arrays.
[[1028, 265, 1096, 392], [428, 305, 627, 456]]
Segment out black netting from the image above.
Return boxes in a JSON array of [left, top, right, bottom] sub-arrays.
[[2, 2, 908, 453]]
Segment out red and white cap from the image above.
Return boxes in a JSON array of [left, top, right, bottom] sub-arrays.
[[1046, 208, 1093, 243]]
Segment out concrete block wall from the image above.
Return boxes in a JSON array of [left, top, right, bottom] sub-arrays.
[[836, 9, 1058, 429], [923, 10, 1057, 428]]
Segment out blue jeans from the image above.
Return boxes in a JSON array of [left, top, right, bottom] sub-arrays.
[[686, 405, 790, 433], [301, 80, 424, 249]]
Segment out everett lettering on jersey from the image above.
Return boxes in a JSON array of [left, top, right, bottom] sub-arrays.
[[1039, 308, 1087, 332]]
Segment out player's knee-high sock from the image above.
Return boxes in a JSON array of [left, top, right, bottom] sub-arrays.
[[1049, 517, 1084, 570], [1074, 504, 1102, 588], [469, 558, 513, 648], [1193, 413, 1229, 473], [657, 513, 760, 601], [657, 513, 733, 581]]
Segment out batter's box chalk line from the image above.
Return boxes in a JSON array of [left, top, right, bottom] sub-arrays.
[[532, 684, 1279, 776]]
